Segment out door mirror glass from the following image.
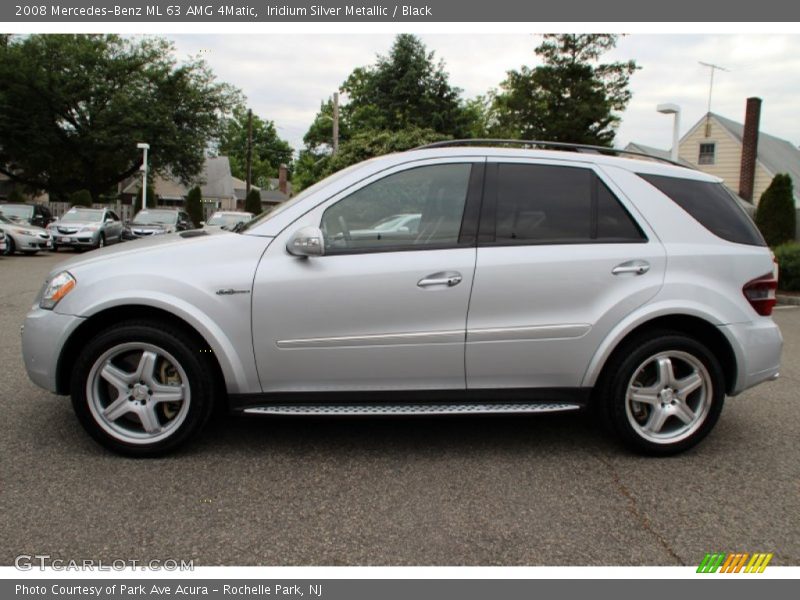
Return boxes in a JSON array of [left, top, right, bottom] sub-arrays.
[[287, 226, 325, 257]]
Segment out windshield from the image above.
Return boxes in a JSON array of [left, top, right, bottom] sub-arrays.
[[60, 208, 103, 223], [133, 210, 178, 225], [0, 204, 34, 222], [208, 213, 252, 227], [0, 215, 16, 225], [238, 160, 371, 233]]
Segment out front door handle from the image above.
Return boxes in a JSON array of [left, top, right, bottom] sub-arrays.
[[612, 260, 650, 276], [418, 272, 463, 288]]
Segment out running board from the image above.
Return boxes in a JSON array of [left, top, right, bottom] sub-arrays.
[[242, 402, 581, 416]]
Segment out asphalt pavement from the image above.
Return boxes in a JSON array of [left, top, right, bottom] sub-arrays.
[[1, 250, 798, 566]]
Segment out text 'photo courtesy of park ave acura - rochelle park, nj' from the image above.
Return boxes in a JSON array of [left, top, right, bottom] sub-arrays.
[[0, 23, 799, 590]]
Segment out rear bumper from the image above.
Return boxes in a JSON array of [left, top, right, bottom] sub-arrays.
[[720, 319, 783, 396]]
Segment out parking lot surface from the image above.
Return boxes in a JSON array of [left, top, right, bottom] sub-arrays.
[[1, 251, 798, 566]]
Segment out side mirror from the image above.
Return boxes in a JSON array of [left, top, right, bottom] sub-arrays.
[[287, 226, 325, 257]]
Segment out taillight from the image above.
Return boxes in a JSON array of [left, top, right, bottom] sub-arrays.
[[743, 270, 778, 316]]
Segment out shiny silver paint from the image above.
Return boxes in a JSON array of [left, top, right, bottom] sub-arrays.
[[22, 148, 781, 405], [49, 207, 123, 249]]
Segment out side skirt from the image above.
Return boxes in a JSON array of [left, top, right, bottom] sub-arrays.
[[228, 388, 592, 416]]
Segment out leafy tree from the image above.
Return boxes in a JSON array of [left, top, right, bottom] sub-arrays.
[[0, 34, 241, 201], [185, 185, 203, 226], [68, 189, 93, 207], [294, 127, 449, 191], [296, 34, 475, 188], [216, 107, 293, 189], [490, 34, 638, 145], [244, 189, 262, 215], [756, 174, 796, 247]]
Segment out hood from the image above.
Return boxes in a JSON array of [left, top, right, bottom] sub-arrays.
[[52, 221, 101, 230], [49, 229, 267, 279], [6, 222, 48, 235]]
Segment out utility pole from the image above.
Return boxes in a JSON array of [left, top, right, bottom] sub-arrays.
[[245, 108, 253, 196], [699, 61, 729, 137], [332, 92, 339, 156]]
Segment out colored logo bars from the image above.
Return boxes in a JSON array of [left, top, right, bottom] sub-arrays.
[[697, 553, 774, 573]]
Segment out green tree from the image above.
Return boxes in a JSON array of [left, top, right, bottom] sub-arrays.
[[135, 186, 155, 213], [244, 189, 262, 215], [7, 187, 26, 203], [490, 34, 638, 145], [185, 185, 203, 227], [68, 189, 93, 207], [0, 34, 241, 201], [216, 107, 293, 189], [756, 174, 796, 247], [296, 34, 476, 188]]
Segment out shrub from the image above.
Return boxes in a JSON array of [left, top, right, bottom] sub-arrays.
[[245, 189, 262, 215], [755, 174, 796, 247], [135, 187, 155, 212], [68, 189, 93, 207], [7, 187, 26, 203], [774, 243, 800, 291], [185, 186, 203, 226]]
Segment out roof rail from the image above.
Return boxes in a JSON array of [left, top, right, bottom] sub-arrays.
[[412, 139, 689, 168]]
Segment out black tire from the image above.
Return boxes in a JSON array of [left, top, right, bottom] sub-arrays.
[[600, 330, 725, 456], [70, 320, 217, 457], [96, 233, 105, 249], [5, 236, 15, 255]]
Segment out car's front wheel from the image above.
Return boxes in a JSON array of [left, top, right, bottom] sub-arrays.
[[602, 331, 725, 456], [71, 320, 217, 456]]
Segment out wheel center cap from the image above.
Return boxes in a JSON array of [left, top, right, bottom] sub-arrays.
[[660, 388, 675, 403], [132, 383, 149, 400]]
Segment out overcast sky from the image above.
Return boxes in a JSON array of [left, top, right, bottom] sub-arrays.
[[167, 34, 800, 154]]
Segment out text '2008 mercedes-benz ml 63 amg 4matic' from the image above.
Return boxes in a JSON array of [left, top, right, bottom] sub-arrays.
[[22, 141, 782, 456]]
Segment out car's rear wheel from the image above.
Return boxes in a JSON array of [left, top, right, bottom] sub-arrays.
[[601, 331, 725, 455], [71, 320, 217, 456]]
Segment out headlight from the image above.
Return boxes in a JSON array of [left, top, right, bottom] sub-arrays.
[[13, 228, 38, 236], [40, 271, 76, 310]]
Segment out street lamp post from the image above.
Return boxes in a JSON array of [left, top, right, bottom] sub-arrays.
[[656, 104, 681, 162], [137, 142, 150, 209]]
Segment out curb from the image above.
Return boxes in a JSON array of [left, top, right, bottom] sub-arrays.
[[777, 294, 800, 306]]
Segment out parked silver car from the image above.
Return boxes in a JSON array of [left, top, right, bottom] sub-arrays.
[[49, 207, 124, 251], [123, 208, 194, 240], [0, 214, 53, 254], [21, 142, 782, 457]]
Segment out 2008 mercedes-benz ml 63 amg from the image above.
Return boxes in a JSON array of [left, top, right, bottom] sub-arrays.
[[21, 142, 782, 456]]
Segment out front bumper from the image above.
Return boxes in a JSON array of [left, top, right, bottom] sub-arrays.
[[13, 232, 52, 251], [21, 307, 85, 394], [720, 318, 783, 396], [53, 231, 99, 247]]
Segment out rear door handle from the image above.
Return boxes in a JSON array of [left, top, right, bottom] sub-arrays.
[[612, 260, 650, 276], [418, 272, 463, 288]]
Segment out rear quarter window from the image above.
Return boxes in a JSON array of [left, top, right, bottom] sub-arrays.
[[638, 173, 766, 246]]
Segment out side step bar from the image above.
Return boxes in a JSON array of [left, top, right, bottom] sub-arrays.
[[242, 402, 581, 416]]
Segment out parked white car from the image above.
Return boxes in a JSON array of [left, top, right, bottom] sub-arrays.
[[203, 211, 254, 231], [0, 214, 52, 255], [21, 142, 782, 457]]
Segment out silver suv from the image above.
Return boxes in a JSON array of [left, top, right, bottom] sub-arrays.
[[49, 206, 123, 250], [21, 142, 782, 456]]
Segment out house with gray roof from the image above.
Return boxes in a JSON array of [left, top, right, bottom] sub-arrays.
[[628, 98, 799, 239]]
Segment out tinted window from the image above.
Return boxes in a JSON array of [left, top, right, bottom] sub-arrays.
[[638, 174, 766, 246], [494, 164, 645, 244], [322, 164, 472, 252], [597, 181, 645, 241]]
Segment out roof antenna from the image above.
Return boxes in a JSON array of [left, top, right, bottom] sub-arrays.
[[699, 61, 729, 137]]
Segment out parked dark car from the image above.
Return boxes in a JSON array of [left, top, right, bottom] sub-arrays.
[[0, 202, 54, 229]]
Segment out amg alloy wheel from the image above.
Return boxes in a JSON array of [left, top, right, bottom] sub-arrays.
[[603, 331, 725, 455], [71, 320, 216, 456]]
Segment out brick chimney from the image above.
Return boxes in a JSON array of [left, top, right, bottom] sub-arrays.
[[278, 164, 288, 195], [738, 97, 762, 202]]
